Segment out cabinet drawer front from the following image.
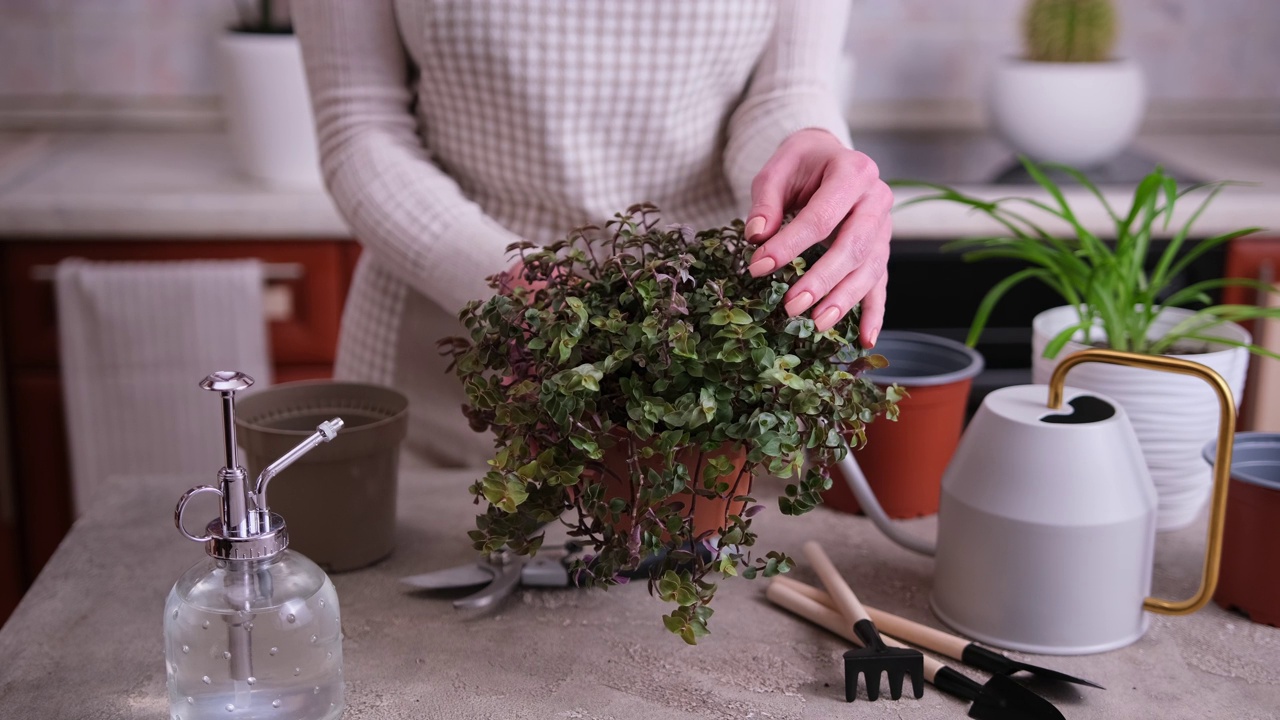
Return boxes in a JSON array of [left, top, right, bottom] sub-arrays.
[[2, 240, 348, 368]]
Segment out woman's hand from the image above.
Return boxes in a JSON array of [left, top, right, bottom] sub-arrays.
[[744, 128, 891, 347]]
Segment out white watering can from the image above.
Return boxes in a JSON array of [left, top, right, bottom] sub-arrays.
[[843, 348, 1235, 654]]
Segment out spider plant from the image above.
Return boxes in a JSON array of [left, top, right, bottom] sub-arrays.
[[895, 158, 1280, 360]]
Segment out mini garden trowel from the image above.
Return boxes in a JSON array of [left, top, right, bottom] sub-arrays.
[[772, 574, 1103, 689], [766, 580, 1066, 720]]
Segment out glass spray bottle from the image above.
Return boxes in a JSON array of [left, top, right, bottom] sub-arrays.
[[165, 371, 346, 720]]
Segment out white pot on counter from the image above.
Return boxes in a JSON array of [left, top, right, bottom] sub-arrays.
[[219, 32, 321, 188], [1032, 305, 1250, 530], [989, 58, 1146, 167]]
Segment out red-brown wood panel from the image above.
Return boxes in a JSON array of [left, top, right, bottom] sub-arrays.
[[0, 519, 21, 626], [8, 371, 72, 578], [1222, 236, 1280, 336], [1, 240, 347, 369], [0, 239, 357, 603]]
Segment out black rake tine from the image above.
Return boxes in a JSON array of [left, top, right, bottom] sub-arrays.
[[887, 669, 905, 700], [909, 663, 925, 699]]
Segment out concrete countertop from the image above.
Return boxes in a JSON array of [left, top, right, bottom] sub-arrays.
[[1, 454, 1277, 719], [0, 130, 1277, 241]]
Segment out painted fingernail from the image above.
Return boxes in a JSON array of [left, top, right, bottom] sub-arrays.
[[865, 327, 880, 347], [784, 291, 814, 317], [813, 307, 841, 332], [745, 216, 766, 242], [747, 256, 776, 277]]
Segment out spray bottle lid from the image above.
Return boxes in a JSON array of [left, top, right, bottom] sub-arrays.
[[174, 372, 342, 561]]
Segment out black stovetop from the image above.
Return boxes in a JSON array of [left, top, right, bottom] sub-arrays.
[[852, 130, 1203, 187]]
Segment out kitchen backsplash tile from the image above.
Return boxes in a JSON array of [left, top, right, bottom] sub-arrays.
[[843, 0, 1279, 103], [0, 0, 1274, 127]]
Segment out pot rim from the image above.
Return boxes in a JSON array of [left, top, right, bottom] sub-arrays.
[[855, 330, 985, 387], [995, 56, 1142, 70], [1203, 432, 1280, 490], [1033, 304, 1253, 358], [234, 379, 409, 436]]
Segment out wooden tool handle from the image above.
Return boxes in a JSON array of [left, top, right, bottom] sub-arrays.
[[773, 575, 970, 660], [801, 541, 870, 626], [766, 581, 943, 683]]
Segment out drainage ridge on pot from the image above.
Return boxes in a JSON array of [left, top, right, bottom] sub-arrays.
[[1202, 432, 1280, 627], [235, 380, 410, 573], [826, 331, 984, 518]]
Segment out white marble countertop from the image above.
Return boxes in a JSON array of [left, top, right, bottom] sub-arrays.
[[0, 130, 1278, 241], [0, 132, 350, 239]]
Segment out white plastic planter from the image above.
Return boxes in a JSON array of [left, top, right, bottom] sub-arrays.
[[219, 32, 322, 187], [989, 58, 1146, 167], [1032, 306, 1250, 529]]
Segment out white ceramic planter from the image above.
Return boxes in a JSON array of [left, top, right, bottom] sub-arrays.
[[1032, 306, 1250, 530], [219, 32, 322, 187], [989, 58, 1146, 167]]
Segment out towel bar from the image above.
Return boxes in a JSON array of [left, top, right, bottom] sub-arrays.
[[30, 262, 305, 283]]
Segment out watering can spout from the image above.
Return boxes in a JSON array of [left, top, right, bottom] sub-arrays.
[[837, 452, 936, 557]]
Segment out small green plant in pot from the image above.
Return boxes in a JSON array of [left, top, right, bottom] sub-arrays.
[[896, 158, 1279, 528], [231, 0, 292, 34], [442, 204, 898, 643], [897, 158, 1279, 360]]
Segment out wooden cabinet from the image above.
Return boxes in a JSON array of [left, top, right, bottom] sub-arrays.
[[0, 239, 359, 626]]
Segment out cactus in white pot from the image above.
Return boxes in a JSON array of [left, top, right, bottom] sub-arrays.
[[990, 0, 1144, 167], [1024, 0, 1116, 62], [220, 0, 321, 187]]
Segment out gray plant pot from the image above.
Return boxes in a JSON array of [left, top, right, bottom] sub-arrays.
[[236, 380, 409, 572]]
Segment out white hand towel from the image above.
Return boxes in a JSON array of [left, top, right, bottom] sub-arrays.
[[55, 258, 272, 515]]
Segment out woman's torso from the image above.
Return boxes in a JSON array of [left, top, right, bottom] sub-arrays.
[[393, 0, 776, 239]]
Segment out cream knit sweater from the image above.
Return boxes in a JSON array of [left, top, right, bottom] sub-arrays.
[[294, 0, 853, 465]]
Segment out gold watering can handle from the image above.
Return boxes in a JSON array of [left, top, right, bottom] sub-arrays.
[[1048, 348, 1236, 616]]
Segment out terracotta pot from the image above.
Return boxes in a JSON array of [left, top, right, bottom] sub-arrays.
[[825, 331, 983, 518], [1203, 433, 1280, 627], [591, 435, 750, 539]]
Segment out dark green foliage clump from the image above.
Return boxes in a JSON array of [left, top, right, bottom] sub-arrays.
[[442, 204, 898, 643]]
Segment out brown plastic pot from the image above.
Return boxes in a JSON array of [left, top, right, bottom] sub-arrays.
[[1202, 433, 1280, 627], [825, 331, 984, 518], [592, 435, 750, 539]]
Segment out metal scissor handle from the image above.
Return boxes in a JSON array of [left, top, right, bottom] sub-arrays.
[[453, 550, 526, 610]]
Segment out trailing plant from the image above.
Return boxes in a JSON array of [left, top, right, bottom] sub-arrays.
[[1024, 0, 1116, 63], [895, 158, 1280, 360], [442, 204, 898, 643], [231, 0, 292, 34]]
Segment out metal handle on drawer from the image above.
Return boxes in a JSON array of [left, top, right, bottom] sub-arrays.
[[29, 262, 305, 283]]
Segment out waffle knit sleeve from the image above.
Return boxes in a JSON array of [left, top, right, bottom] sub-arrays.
[[294, 0, 519, 317], [723, 0, 855, 211]]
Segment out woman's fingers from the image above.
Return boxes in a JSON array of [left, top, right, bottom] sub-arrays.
[[858, 271, 889, 348], [811, 239, 890, 335], [748, 151, 880, 276], [744, 128, 893, 340], [780, 180, 892, 316], [745, 148, 802, 244]]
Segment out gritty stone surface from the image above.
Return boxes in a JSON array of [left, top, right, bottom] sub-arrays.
[[1, 456, 1278, 719]]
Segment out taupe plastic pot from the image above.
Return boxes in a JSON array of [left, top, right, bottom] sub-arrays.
[[236, 380, 409, 573]]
